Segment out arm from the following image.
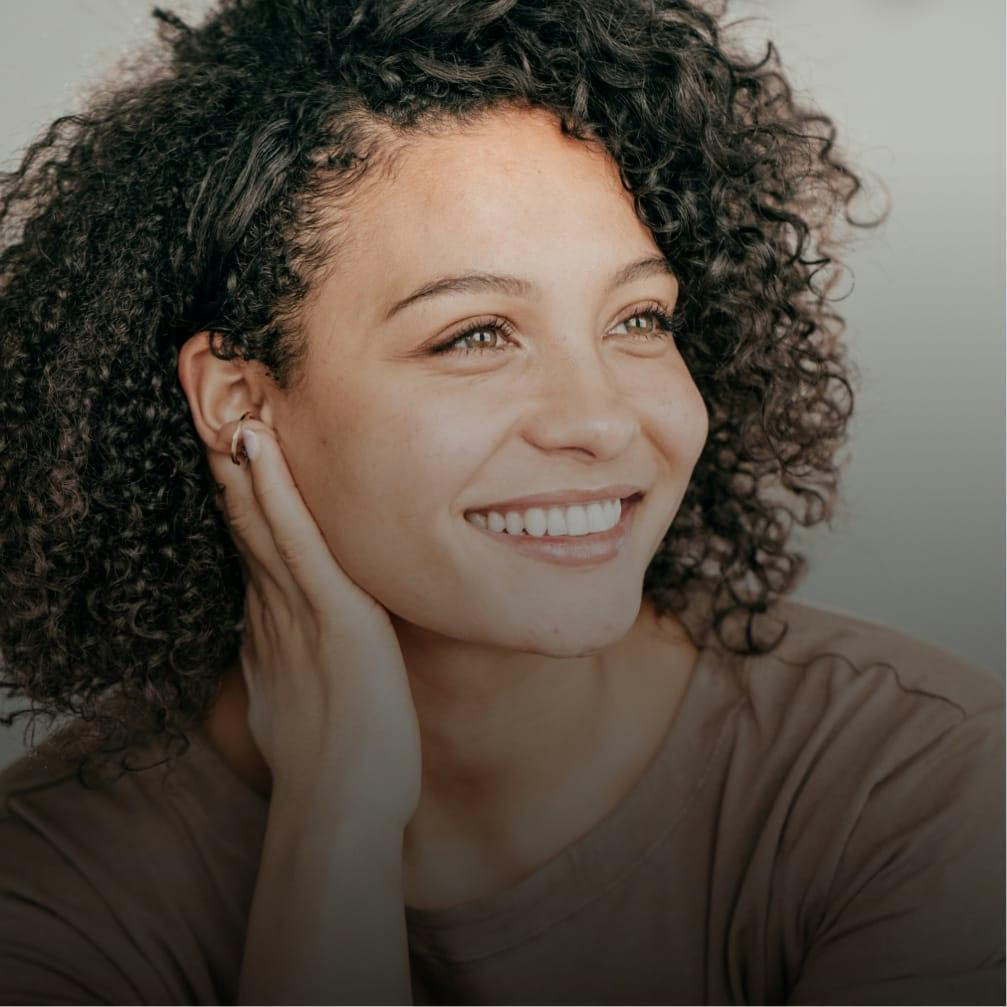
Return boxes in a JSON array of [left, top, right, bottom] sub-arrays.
[[237, 784, 411, 1006], [202, 415, 422, 1005]]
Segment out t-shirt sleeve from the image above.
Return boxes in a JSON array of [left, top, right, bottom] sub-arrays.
[[0, 896, 138, 1006], [787, 706, 1005, 1006], [0, 817, 148, 1006]]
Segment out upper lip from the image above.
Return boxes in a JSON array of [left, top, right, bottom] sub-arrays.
[[465, 484, 645, 515]]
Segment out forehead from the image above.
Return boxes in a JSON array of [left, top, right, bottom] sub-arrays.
[[340, 107, 651, 276]]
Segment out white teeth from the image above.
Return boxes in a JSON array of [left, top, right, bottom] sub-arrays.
[[524, 508, 548, 537], [466, 497, 626, 537], [546, 507, 567, 536], [586, 501, 607, 533], [565, 505, 589, 536], [504, 511, 524, 535]]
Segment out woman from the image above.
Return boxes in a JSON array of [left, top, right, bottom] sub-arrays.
[[0, 0, 1002, 1004]]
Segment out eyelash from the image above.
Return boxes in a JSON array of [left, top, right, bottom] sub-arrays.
[[429, 301, 679, 357]]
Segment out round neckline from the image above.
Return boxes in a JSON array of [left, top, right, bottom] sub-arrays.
[[401, 638, 745, 962], [183, 594, 748, 962]]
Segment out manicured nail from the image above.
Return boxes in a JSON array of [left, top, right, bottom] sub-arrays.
[[242, 428, 260, 462]]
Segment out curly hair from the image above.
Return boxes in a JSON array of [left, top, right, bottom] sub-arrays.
[[0, 0, 879, 786]]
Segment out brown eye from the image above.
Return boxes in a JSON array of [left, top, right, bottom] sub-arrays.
[[612, 306, 676, 340], [430, 318, 516, 357]]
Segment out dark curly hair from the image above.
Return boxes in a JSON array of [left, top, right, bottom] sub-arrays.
[[0, 0, 880, 786]]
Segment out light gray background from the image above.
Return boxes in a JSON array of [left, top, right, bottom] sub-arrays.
[[1, 0, 1004, 764]]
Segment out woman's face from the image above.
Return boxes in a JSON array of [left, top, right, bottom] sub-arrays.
[[272, 107, 709, 656]]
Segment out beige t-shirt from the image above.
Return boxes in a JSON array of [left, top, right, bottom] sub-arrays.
[[0, 597, 1003, 1005]]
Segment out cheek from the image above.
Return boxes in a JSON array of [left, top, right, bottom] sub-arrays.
[[639, 363, 710, 465], [682, 382, 710, 461], [280, 382, 465, 612], [308, 452, 449, 618], [364, 385, 503, 501], [320, 397, 489, 542]]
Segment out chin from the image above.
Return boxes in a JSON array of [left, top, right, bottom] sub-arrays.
[[385, 558, 646, 653], [473, 591, 643, 657]]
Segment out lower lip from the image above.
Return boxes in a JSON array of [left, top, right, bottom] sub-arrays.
[[464, 495, 642, 567]]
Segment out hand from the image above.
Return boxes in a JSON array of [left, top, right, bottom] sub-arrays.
[[207, 415, 422, 828]]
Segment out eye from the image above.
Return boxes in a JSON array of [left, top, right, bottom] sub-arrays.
[[429, 317, 517, 357], [428, 301, 678, 358], [610, 302, 677, 341]]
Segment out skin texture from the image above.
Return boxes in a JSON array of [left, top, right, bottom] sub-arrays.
[[181, 107, 709, 907]]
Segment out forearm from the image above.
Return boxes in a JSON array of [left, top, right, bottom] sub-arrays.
[[237, 790, 411, 1005]]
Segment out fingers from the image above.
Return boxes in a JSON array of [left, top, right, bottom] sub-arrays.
[[231, 419, 351, 611], [206, 415, 350, 618], [207, 417, 301, 607]]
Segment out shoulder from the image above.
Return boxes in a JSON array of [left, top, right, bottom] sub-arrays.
[[1, 721, 184, 823], [0, 720, 266, 906], [0, 722, 258, 938], [719, 597, 1004, 902], [710, 600, 1004, 1001], [0, 725, 198, 903], [734, 601, 1007, 1002], [736, 597, 1003, 737], [0, 729, 181, 1003], [0, 724, 259, 1004]]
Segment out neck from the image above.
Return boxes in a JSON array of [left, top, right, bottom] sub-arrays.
[[201, 598, 698, 878], [393, 614, 616, 841]]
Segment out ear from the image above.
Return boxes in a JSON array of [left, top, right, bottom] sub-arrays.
[[177, 331, 273, 454]]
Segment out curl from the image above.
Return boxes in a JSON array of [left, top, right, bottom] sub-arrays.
[[0, 0, 884, 784]]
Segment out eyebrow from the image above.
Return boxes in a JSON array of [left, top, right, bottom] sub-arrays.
[[381, 254, 677, 322]]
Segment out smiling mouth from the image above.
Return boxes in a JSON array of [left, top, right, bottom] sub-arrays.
[[464, 492, 644, 539]]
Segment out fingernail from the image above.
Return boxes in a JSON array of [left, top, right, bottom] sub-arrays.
[[242, 429, 260, 462]]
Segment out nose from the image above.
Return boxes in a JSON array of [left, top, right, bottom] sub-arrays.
[[521, 342, 640, 461]]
